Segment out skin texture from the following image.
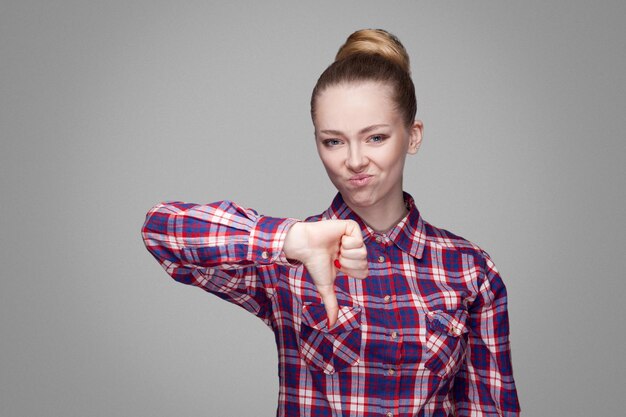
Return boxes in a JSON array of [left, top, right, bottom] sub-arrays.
[[284, 81, 423, 326], [284, 220, 368, 326], [314, 82, 423, 232]]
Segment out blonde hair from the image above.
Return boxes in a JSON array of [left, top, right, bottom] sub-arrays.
[[335, 29, 410, 74], [311, 29, 416, 126]]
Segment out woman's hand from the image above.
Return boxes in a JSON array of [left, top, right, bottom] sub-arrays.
[[283, 220, 368, 327]]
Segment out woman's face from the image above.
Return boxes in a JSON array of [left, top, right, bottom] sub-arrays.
[[313, 82, 422, 211]]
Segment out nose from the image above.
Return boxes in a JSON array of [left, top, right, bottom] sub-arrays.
[[345, 143, 368, 172]]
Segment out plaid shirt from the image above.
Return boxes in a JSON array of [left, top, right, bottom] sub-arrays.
[[142, 192, 520, 416]]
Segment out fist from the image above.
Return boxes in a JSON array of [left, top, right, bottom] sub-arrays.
[[284, 220, 368, 326]]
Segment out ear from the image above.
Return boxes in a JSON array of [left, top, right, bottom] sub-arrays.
[[407, 120, 423, 155]]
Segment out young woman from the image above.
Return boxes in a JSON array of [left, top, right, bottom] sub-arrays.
[[142, 29, 520, 416]]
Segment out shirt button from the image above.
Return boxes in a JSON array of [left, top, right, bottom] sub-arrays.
[[391, 331, 398, 339], [375, 236, 383, 243], [386, 412, 393, 417], [387, 368, 395, 376], [261, 251, 269, 260], [383, 295, 392, 303], [377, 255, 385, 263]]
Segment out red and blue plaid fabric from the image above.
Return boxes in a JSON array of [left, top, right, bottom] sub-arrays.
[[142, 192, 520, 416]]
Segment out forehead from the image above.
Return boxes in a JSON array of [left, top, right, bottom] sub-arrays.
[[314, 82, 401, 132]]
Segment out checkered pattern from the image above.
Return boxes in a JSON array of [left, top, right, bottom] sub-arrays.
[[142, 193, 520, 416]]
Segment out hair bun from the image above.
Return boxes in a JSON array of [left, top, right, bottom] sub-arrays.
[[335, 29, 410, 74], [312, 28, 417, 126]]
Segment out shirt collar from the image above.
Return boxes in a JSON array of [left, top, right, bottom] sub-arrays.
[[323, 192, 427, 260]]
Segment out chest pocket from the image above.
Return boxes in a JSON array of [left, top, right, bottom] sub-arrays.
[[424, 309, 469, 378], [299, 302, 362, 375]]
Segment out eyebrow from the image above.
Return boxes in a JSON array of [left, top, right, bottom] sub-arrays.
[[318, 124, 390, 136]]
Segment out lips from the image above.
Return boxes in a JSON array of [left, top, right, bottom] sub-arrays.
[[348, 174, 373, 187]]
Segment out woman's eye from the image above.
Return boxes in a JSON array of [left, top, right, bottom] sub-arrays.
[[368, 135, 386, 143], [323, 139, 342, 147]]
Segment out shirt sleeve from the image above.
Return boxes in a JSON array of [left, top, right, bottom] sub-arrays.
[[452, 252, 521, 416], [141, 200, 300, 322]]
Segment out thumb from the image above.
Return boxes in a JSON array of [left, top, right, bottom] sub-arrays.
[[343, 219, 364, 242], [316, 282, 338, 327], [308, 257, 339, 327], [317, 285, 338, 320]]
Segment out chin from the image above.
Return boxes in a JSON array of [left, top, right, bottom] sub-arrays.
[[342, 189, 378, 208]]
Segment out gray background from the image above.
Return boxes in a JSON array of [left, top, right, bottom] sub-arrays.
[[1, 1, 624, 416]]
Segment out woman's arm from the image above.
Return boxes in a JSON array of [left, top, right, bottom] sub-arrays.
[[451, 252, 521, 416], [141, 200, 368, 326], [141, 200, 299, 321]]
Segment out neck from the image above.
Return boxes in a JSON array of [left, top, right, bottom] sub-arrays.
[[347, 188, 408, 233]]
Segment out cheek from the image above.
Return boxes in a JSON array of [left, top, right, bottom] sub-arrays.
[[380, 143, 405, 165], [381, 148, 408, 177], [319, 153, 342, 176]]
